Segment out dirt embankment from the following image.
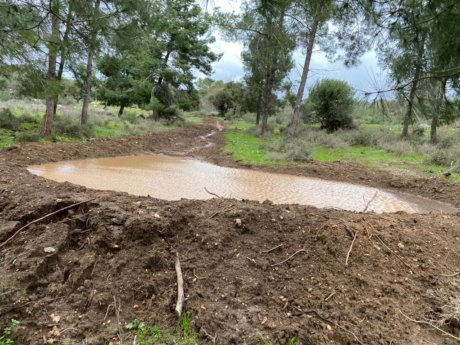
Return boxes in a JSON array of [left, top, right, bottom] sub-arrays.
[[0, 123, 459, 344]]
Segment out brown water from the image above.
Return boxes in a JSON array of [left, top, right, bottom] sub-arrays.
[[28, 154, 457, 214]]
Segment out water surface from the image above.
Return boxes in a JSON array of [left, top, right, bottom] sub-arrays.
[[28, 154, 457, 214]]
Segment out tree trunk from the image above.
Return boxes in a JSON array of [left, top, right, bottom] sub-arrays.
[[52, 1, 73, 120], [43, 1, 59, 137], [261, 71, 275, 135], [118, 103, 125, 117], [401, 65, 421, 139], [152, 47, 173, 121], [286, 3, 322, 139], [430, 79, 447, 144], [81, 0, 101, 125]]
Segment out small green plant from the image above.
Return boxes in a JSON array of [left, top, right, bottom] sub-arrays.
[[126, 312, 197, 345], [0, 319, 20, 345]]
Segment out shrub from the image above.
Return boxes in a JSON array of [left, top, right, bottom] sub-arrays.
[[308, 79, 355, 132], [16, 131, 41, 142], [210, 89, 235, 116], [0, 109, 20, 130], [120, 110, 138, 124], [54, 116, 94, 138], [266, 139, 312, 163]]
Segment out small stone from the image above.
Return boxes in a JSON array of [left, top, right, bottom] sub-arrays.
[[326, 324, 332, 331], [234, 218, 242, 227], [398, 242, 405, 249], [44, 247, 56, 253], [154, 213, 161, 219]]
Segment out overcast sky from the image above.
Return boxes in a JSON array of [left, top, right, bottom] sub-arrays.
[[205, 0, 390, 98]]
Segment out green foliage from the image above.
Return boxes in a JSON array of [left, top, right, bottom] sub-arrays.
[[308, 79, 354, 132], [0, 108, 20, 130], [53, 116, 94, 138], [126, 312, 197, 345], [0, 319, 20, 345]]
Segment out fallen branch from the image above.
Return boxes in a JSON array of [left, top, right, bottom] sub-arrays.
[[272, 249, 307, 267], [399, 310, 460, 342], [374, 233, 411, 270], [175, 252, 185, 318], [440, 271, 460, 277], [204, 187, 222, 199], [0, 199, 93, 249], [261, 244, 283, 254], [363, 191, 378, 212], [325, 291, 336, 302], [345, 231, 358, 266]]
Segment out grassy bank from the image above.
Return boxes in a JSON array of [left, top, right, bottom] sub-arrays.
[[224, 118, 460, 181], [0, 99, 204, 149]]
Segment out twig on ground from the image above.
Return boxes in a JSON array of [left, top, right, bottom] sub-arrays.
[[272, 249, 307, 266], [373, 233, 411, 270], [261, 244, 283, 254], [204, 187, 222, 199], [325, 291, 336, 302], [363, 191, 378, 212], [345, 231, 358, 266], [440, 271, 460, 277], [0, 199, 94, 248], [201, 327, 217, 344], [246, 257, 257, 265], [175, 252, 185, 318], [113, 296, 124, 345], [399, 309, 460, 342], [133, 335, 137, 345], [192, 268, 206, 280]]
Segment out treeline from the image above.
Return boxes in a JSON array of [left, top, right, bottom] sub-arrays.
[[218, 0, 460, 143], [0, 0, 217, 135]]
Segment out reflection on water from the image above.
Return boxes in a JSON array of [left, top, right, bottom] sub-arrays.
[[28, 154, 457, 214]]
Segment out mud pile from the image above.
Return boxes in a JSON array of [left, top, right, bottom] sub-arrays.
[[1, 124, 459, 344]]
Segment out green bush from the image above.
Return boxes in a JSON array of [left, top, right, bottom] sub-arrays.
[[54, 116, 94, 138], [121, 110, 138, 124], [16, 131, 41, 142], [267, 139, 312, 163], [0, 109, 20, 130], [308, 79, 355, 132]]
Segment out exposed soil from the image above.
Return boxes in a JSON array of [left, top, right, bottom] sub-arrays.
[[1, 120, 459, 344]]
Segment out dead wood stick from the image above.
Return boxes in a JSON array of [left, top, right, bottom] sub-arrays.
[[374, 233, 411, 269], [324, 291, 336, 302], [272, 249, 307, 266], [345, 231, 358, 266], [399, 310, 460, 342], [363, 191, 378, 212], [204, 187, 222, 199], [0, 199, 93, 249], [175, 252, 185, 318], [261, 244, 283, 254]]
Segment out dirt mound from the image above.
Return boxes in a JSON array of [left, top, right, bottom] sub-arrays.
[[1, 124, 459, 344]]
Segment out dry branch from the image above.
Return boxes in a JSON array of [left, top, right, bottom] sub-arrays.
[[261, 244, 283, 254], [345, 231, 358, 266], [175, 252, 185, 318], [272, 249, 307, 266], [0, 199, 93, 249], [440, 271, 460, 277], [363, 191, 378, 212], [204, 187, 222, 199], [399, 310, 460, 342]]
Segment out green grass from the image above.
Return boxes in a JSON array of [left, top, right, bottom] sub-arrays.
[[224, 127, 460, 181], [0, 319, 20, 345], [224, 131, 287, 165], [0, 130, 14, 149], [126, 312, 197, 345]]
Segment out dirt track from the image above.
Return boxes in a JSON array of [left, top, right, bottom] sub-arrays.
[[1, 122, 459, 344]]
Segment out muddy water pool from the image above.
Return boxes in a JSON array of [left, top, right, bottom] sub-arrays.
[[28, 154, 457, 214]]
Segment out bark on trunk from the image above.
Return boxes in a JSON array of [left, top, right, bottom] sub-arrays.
[[43, 2, 59, 137], [152, 47, 173, 121], [81, 0, 101, 125], [430, 79, 447, 144], [52, 1, 73, 119], [401, 65, 421, 139], [286, 3, 322, 139], [118, 104, 125, 117]]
